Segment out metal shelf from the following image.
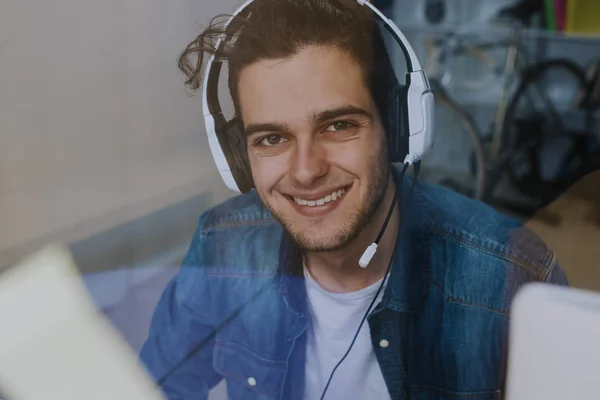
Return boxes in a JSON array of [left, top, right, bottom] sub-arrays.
[[400, 24, 600, 44]]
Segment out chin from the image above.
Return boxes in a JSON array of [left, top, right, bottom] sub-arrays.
[[286, 219, 363, 252], [293, 233, 346, 252]]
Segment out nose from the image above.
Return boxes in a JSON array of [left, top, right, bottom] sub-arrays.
[[289, 137, 329, 187]]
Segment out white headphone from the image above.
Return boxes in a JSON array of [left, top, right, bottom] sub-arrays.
[[201, 0, 435, 194]]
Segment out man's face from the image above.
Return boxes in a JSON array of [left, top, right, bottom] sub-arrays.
[[238, 45, 389, 252]]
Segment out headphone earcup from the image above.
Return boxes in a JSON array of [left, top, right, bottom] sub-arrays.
[[225, 117, 255, 193], [387, 85, 410, 163]]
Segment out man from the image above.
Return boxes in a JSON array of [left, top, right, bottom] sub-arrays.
[[140, 1, 567, 399]]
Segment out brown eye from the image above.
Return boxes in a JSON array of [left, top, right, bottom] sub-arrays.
[[259, 134, 286, 147], [326, 121, 354, 132]]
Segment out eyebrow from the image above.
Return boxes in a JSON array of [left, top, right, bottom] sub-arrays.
[[313, 105, 373, 125], [243, 105, 373, 137], [244, 122, 289, 138]]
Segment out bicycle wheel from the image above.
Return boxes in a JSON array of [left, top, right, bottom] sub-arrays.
[[422, 83, 486, 200], [501, 58, 591, 200], [440, 41, 514, 93]]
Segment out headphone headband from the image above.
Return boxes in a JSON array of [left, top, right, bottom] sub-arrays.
[[201, 0, 435, 193]]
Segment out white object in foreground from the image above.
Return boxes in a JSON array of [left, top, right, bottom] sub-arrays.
[[506, 282, 600, 400], [0, 245, 165, 400]]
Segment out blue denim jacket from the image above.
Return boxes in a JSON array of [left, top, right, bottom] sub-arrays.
[[140, 166, 568, 400]]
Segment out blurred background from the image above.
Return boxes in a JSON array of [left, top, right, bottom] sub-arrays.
[[1, 0, 240, 346], [0, 0, 598, 398]]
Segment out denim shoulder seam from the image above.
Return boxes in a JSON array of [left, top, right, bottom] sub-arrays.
[[428, 280, 510, 317], [540, 251, 558, 281], [429, 225, 551, 281]]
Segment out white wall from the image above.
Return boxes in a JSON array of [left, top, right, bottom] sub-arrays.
[[0, 0, 239, 261]]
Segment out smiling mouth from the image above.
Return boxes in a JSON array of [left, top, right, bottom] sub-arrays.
[[291, 186, 349, 207]]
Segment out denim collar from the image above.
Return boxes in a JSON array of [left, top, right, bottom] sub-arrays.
[[383, 165, 429, 314], [276, 163, 429, 316]]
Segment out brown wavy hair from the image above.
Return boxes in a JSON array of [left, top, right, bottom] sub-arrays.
[[177, 0, 399, 130]]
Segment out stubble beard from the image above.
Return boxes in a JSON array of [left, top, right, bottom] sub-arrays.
[[261, 155, 391, 253]]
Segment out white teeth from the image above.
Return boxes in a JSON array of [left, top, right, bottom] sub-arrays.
[[293, 188, 347, 207]]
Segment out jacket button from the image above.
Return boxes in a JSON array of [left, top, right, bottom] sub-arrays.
[[247, 377, 257, 387], [379, 339, 390, 348]]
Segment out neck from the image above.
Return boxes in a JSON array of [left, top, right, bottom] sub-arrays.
[[304, 175, 400, 293]]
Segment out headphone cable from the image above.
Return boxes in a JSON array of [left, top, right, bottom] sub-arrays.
[[319, 161, 420, 400]]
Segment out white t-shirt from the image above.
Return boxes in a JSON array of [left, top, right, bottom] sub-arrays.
[[303, 267, 391, 400]]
